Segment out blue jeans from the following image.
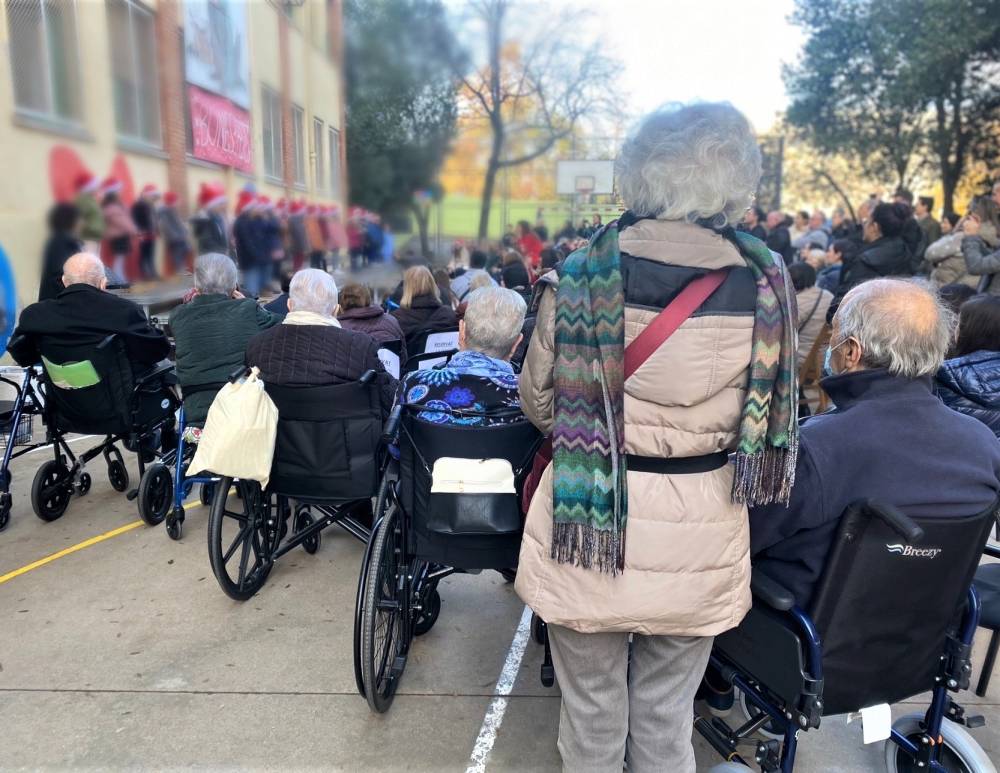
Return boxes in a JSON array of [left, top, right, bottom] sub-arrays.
[[241, 265, 269, 298]]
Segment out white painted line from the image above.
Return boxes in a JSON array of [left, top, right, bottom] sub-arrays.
[[466, 604, 534, 773], [25, 435, 95, 455]]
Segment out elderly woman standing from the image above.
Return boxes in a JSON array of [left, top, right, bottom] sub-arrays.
[[170, 253, 281, 424], [514, 103, 799, 772]]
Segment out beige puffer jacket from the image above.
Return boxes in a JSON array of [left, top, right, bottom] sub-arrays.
[[514, 219, 755, 637]]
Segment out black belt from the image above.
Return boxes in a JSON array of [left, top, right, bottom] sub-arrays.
[[626, 451, 729, 474], [182, 382, 226, 397]]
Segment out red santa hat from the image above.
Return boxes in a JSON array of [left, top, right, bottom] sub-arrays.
[[164, 191, 179, 206], [289, 200, 305, 215], [198, 181, 227, 210], [235, 190, 257, 216], [99, 176, 122, 195], [140, 183, 160, 198], [258, 195, 273, 211], [276, 198, 288, 214], [74, 170, 99, 194]]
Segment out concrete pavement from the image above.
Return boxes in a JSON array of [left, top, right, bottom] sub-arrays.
[[1, 441, 998, 771]]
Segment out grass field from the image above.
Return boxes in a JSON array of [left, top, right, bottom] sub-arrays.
[[406, 193, 623, 242]]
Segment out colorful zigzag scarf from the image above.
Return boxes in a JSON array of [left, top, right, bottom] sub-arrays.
[[551, 221, 799, 575]]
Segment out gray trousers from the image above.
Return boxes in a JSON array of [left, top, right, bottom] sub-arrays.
[[547, 624, 713, 773]]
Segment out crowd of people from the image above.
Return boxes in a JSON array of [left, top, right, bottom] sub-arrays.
[[39, 172, 397, 302], [8, 100, 1000, 773]]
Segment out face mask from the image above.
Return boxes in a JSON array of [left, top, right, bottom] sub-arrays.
[[822, 336, 852, 378]]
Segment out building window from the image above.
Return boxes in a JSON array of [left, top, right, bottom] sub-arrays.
[[261, 86, 283, 180], [328, 126, 341, 197], [292, 105, 306, 185], [313, 118, 324, 191], [6, 0, 82, 124], [107, 0, 161, 145]]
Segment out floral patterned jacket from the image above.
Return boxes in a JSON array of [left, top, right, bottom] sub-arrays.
[[402, 350, 521, 426]]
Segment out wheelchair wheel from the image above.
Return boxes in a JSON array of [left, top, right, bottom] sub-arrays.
[[737, 687, 783, 741], [0, 492, 11, 531], [413, 584, 441, 636], [885, 714, 997, 773], [296, 508, 321, 555], [75, 472, 92, 496], [31, 459, 72, 522], [207, 478, 275, 601], [108, 458, 129, 493], [137, 463, 172, 526], [165, 507, 184, 541], [361, 501, 408, 713], [355, 474, 392, 698], [199, 482, 214, 507]]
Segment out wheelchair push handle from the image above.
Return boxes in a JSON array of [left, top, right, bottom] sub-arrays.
[[359, 369, 377, 385], [382, 404, 403, 443], [228, 365, 251, 383], [861, 499, 925, 543]]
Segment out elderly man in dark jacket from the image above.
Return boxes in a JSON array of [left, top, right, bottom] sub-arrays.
[[247, 269, 395, 414], [170, 253, 281, 425], [750, 278, 1000, 608], [9, 252, 169, 374]]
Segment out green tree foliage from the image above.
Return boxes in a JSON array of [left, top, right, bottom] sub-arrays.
[[785, 0, 1000, 215], [344, 0, 463, 255]]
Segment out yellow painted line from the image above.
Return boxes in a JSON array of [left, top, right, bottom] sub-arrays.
[[0, 498, 207, 586]]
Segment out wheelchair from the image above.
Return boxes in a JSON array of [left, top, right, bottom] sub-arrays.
[[697, 499, 998, 773], [402, 327, 460, 375], [0, 364, 48, 531], [353, 395, 543, 713], [136, 389, 222, 540], [205, 369, 384, 601], [14, 334, 178, 523]]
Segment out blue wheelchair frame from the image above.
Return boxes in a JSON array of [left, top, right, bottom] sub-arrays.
[[161, 404, 219, 540], [701, 585, 982, 772], [0, 366, 49, 530]]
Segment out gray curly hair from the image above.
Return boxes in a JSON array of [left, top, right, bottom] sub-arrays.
[[616, 102, 762, 228]]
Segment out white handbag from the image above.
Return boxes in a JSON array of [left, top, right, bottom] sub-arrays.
[[187, 367, 279, 487], [430, 457, 515, 495]]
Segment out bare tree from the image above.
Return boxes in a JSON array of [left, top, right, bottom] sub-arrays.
[[459, 0, 621, 239]]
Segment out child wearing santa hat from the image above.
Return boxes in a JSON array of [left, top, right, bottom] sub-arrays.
[[133, 184, 161, 279], [190, 182, 229, 256], [158, 191, 192, 274], [73, 170, 104, 250]]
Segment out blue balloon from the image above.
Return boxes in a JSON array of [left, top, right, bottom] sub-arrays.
[[0, 242, 16, 355]]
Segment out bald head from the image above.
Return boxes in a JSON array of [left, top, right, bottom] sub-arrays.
[[62, 253, 107, 290], [833, 279, 956, 378]]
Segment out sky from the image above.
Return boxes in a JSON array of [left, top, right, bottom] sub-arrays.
[[583, 0, 805, 132]]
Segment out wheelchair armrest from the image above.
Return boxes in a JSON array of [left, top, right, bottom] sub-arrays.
[[862, 499, 924, 543], [750, 569, 796, 612], [984, 543, 1000, 560], [96, 333, 118, 350], [382, 403, 403, 443], [229, 365, 250, 383], [134, 362, 175, 389], [359, 369, 376, 385]]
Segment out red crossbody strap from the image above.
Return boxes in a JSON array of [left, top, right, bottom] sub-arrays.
[[624, 268, 730, 380]]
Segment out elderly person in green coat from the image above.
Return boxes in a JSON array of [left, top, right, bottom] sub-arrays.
[[170, 253, 281, 425]]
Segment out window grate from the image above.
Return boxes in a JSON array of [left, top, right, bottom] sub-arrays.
[[328, 126, 340, 197], [107, 0, 161, 145], [312, 117, 324, 191], [7, 0, 82, 123], [261, 86, 283, 179], [292, 105, 305, 185]]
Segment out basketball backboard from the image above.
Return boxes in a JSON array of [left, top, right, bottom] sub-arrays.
[[556, 160, 615, 196]]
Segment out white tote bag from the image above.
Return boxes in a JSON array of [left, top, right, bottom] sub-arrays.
[[187, 367, 279, 488]]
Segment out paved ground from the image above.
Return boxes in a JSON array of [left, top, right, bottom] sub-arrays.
[[2, 437, 999, 772]]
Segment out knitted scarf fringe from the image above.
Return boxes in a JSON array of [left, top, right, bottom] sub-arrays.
[[550, 520, 626, 575], [732, 433, 800, 506]]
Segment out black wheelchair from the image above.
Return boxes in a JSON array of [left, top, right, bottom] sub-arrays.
[[206, 370, 383, 601], [0, 364, 48, 531], [698, 499, 998, 772], [15, 334, 178, 523], [353, 399, 543, 713]]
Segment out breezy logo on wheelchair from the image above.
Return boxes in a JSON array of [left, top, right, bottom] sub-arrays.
[[886, 543, 943, 558]]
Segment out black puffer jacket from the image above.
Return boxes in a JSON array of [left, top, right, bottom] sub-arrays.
[[390, 294, 458, 342], [936, 351, 1000, 438], [246, 322, 395, 415], [829, 235, 913, 320]]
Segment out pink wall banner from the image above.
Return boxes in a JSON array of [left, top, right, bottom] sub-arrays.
[[188, 85, 253, 172]]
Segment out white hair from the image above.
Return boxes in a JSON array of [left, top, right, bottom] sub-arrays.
[[463, 286, 526, 359], [289, 269, 339, 316], [616, 102, 762, 228], [194, 253, 238, 295], [62, 253, 105, 287], [835, 278, 957, 378]]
